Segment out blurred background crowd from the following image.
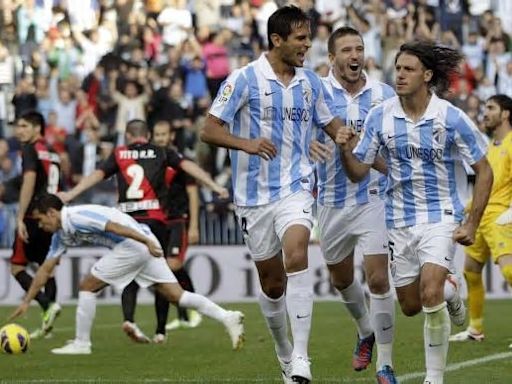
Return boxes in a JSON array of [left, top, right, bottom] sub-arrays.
[[1, 0, 512, 247]]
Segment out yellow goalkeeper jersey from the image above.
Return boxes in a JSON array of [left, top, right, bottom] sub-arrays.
[[483, 130, 512, 217]]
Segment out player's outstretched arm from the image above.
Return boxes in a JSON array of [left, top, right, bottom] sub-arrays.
[[453, 157, 493, 246], [58, 169, 106, 203], [8, 257, 60, 321], [180, 159, 229, 199], [105, 221, 163, 257], [200, 114, 277, 160]]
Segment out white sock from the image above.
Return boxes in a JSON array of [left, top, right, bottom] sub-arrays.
[[178, 290, 227, 323], [423, 302, 450, 383], [370, 291, 395, 371], [286, 269, 313, 358], [76, 291, 96, 344], [258, 291, 293, 362], [339, 280, 373, 339]]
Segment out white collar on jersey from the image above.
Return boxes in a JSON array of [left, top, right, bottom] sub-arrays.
[[326, 68, 373, 97], [391, 92, 441, 121], [256, 53, 307, 83]]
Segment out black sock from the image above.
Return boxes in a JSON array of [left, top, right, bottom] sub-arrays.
[[121, 281, 139, 322], [174, 268, 195, 292], [14, 271, 50, 311], [45, 277, 57, 302], [154, 292, 170, 335], [174, 268, 195, 321]]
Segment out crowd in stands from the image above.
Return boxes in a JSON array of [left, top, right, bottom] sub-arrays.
[[1, 0, 512, 247]]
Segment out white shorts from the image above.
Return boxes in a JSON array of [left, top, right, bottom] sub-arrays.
[[388, 222, 458, 288], [317, 200, 388, 265], [90, 237, 177, 289], [235, 190, 314, 261]]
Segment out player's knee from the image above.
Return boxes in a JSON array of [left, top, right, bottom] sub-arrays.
[[463, 269, 482, 287], [501, 264, 512, 286], [261, 280, 286, 299], [366, 271, 390, 294], [283, 249, 307, 272], [330, 274, 353, 292], [399, 301, 422, 317]]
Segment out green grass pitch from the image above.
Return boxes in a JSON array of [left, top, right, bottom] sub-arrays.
[[1, 300, 511, 383]]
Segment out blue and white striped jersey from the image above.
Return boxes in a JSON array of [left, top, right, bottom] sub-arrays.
[[353, 94, 487, 229], [46, 205, 154, 260], [209, 54, 336, 207], [316, 71, 395, 207]]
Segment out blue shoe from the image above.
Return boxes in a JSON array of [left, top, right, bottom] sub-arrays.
[[352, 333, 375, 371], [376, 365, 397, 384]]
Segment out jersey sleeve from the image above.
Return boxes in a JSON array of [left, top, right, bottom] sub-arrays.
[[208, 69, 249, 124], [45, 232, 67, 260], [21, 144, 38, 173], [166, 148, 184, 169], [70, 209, 110, 232], [453, 111, 487, 165], [353, 106, 383, 164], [98, 150, 118, 178]]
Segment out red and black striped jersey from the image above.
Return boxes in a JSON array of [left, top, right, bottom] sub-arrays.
[[22, 139, 61, 215], [100, 141, 183, 223]]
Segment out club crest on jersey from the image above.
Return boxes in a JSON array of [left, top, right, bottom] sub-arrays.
[[303, 88, 312, 108], [216, 83, 234, 104]]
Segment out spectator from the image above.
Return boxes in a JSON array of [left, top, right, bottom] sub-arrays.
[[12, 77, 37, 119], [202, 31, 230, 98]]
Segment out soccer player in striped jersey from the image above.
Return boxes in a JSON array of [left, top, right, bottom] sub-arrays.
[[201, 6, 343, 384], [59, 119, 228, 343], [310, 27, 397, 383], [10, 111, 62, 339], [450, 94, 512, 343], [8, 194, 244, 355], [337, 41, 493, 384]]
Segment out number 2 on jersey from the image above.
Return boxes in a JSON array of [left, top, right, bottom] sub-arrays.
[[126, 164, 145, 199]]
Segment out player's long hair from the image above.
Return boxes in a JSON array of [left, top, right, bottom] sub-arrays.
[[267, 5, 310, 50], [395, 40, 463, 95], [487, 94, 512, 125]]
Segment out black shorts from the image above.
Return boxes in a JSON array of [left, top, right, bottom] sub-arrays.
[[167, 219, 189, 261], [10, 218, 53, 266], [138, 219, 170, 255]]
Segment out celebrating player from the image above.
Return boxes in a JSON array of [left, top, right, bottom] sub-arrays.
[[201, 6, 344, 383], [337, 41, 493, 384], [310, 26, 397, 383]]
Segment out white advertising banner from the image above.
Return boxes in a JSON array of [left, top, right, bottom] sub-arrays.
[[0, 244, 509, 305]]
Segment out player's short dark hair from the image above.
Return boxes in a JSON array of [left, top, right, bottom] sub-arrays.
[[267, 5, 310, 50], [33, 193, 64, 213], [327, 26, 362, 55], [19, 111, 46, 135], [487, 94, 512, 125], [395, 40, 463, 95], [126, 119, 149, 137]]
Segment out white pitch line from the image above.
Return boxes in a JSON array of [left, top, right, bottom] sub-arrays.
[[398, 351, 512, 382]]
